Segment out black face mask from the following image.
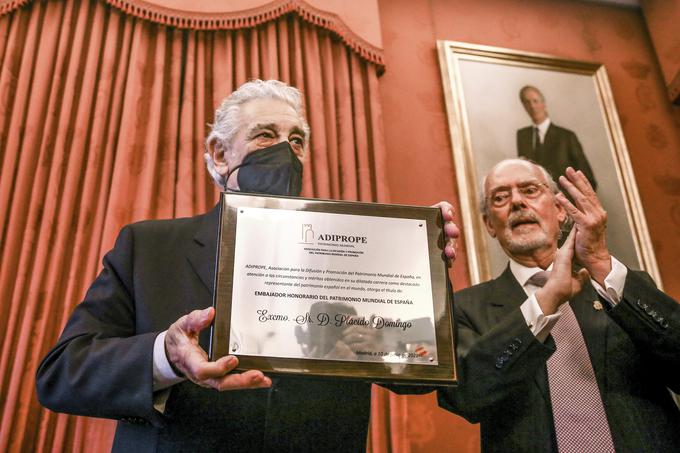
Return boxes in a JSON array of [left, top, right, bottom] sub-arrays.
[[226, 141, 303, 196]]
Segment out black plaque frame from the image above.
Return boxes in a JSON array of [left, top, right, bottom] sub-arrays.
[[209, 192, 457, 385]]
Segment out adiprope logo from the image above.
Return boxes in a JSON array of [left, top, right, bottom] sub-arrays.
[[299, 223, 367, 245], [301, 224, 315, 243]]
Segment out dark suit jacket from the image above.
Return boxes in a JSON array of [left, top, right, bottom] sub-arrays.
[[517, 122, 597, 190], [438, 266, 680, 453], [36, 206, 373, 452]]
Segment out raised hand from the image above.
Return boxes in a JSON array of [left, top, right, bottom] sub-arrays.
[[556, 167, 611, 285], [165, 307, 272, 391]]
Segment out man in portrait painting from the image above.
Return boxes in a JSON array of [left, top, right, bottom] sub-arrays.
[[517, 85, 597, 191]]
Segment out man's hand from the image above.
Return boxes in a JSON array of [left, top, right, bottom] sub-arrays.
[[433, 201, 461, 262], [556, 167, 611, 285], [165, 307, 272, 391], [535, 229, 590, 315]]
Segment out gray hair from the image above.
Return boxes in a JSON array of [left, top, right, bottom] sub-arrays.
[[479, 158, 559, 216], [204, 79, 311, 188]]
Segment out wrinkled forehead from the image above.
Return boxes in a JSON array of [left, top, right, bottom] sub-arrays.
[[239, 98, 305, 131], [485, 160, 546, 192]]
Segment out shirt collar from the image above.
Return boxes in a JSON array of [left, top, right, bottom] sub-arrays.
[[535, 117, 551, 137], [509, 258, 553, 287]]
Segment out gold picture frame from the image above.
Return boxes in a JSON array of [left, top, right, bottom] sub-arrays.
[[437, 40, 661, 287]]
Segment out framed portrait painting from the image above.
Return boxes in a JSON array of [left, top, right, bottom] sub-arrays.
[[437, 40, 661, 286]]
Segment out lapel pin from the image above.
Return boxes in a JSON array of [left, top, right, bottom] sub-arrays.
[[593, 300, 603, 311]]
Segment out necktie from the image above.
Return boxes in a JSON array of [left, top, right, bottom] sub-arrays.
[[532, 126, 540, 151], [529, 271, 615, 452]]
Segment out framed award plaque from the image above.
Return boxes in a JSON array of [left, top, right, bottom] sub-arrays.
[[209, 192, 457, 385]]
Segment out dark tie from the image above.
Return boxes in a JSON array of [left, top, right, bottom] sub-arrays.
[[532, 126, 540, 151], [528, 271, 615, 452]]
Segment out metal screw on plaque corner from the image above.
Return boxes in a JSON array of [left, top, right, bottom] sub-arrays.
[[429, 357, 434, 362], [231, 342, 240, 353], [419, 223, 423, 227]]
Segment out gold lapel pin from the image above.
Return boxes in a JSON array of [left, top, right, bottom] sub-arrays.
[[593, 300, 603, 311]]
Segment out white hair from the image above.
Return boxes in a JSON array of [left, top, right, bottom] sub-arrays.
[[204, 79, 311, 188]]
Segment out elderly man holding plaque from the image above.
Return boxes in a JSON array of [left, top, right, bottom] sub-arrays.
[[36, 80, 460, 452], [438, 159, 680, 452]]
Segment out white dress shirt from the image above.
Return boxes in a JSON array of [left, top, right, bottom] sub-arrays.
[[534, 117, 551, 144]]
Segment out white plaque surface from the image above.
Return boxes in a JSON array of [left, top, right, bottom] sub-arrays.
[[229, 207, 438, 365]]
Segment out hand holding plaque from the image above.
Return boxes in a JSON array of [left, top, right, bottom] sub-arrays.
[[165, 307, 272, 391]]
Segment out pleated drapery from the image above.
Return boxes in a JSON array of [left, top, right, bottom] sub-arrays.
[[0, 0, 393, 451]]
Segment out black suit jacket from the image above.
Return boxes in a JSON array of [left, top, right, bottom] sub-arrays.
[[517, 122, 597, 190], [438, 266, 680, 453], [36, 206, 373, 452]]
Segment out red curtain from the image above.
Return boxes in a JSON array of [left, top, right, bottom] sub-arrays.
[[0, 0, 397, 451]]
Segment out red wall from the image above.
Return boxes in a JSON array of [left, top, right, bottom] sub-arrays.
[[376, 1, 680, 451], [642, 0, 680, 102]]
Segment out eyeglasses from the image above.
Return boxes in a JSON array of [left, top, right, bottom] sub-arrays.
[[487, 182, 550, 208]]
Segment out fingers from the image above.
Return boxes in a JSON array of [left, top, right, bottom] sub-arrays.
[[178, 350, 272, 391], [537, 230, 579, 313], [187, 354, 238, 383], [554, 228, 576, 265], [444, 219, 460, 240], [208, 369, 272, 391], [166, 308, 271, 391], [565, 167, 596, 196], [165, 326, 227, 381], [555, 192, 585, 225], [557, 169, 608, 249], [179, 307, 215, 335], [558, 168, 600, 213], [444, 221, 461, 260], [444, 242, 457, 262], [557, 169, 607, 233], [552, 228, 576, 283], [434, 201, 461, 261], [434, 201, 455, 222], [558, 175, 589, 213], [165, 312, 210, 378]]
